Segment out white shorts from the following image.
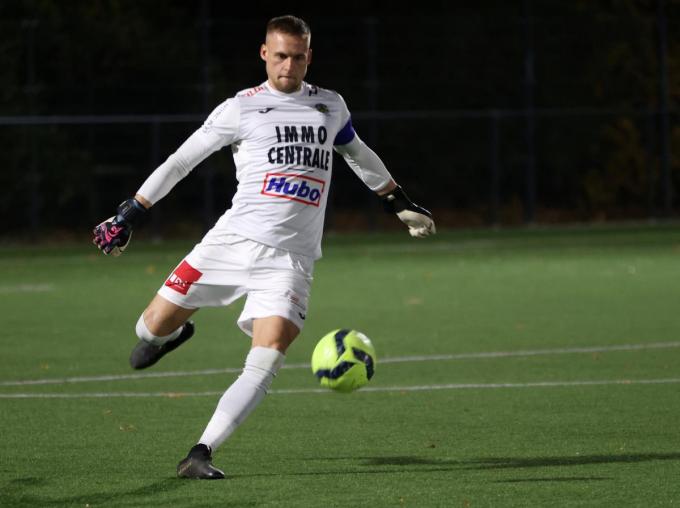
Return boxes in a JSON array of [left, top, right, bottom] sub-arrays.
[[157, 235, 314, 336]]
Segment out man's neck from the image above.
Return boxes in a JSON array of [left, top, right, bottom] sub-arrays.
[[267, 79, 303, 95]]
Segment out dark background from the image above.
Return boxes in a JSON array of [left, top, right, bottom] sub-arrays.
[[1, 0, 679, 238]]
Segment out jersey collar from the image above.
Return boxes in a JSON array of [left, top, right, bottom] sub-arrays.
[[263, 81, 307, 98]]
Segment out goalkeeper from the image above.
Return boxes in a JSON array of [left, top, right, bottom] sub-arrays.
[[93, 15, 435, 480]]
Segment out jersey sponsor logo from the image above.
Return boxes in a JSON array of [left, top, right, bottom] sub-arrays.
[[315, 103, 329, 114], [241, 86, 265, 97], [165, 260, 203, 295], [270, 125, 332, 171], [261, 172, 325, 207]]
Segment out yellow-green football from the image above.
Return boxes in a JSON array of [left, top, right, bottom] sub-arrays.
[[311, 329, 376, 393]]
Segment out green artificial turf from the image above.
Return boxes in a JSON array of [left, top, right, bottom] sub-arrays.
[[1, 225, 680, 506]]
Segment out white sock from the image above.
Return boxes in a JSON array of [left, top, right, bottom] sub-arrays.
[[135, 314, 182, 346], [198, 346, 285, 451]]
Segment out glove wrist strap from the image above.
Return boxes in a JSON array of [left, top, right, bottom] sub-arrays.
[[115, 198, 147, 227], [381, 186, 410, 214]]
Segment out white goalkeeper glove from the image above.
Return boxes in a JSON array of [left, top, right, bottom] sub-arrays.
[[381, 186, 436, 238]]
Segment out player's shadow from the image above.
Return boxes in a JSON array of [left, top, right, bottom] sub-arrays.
[[0, 477, 217, 508], [7, 477, 48, 487], [214, 451, 680, 482], [284, 451, 680, 479], [462, 452, 680, 470], [494, 477, 611, 483], [360, 456, 459, 467], [230, 455, 464, 479]]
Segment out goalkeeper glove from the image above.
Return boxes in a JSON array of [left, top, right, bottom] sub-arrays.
[[93, 198, 147, 256], [382, 186, 436, 238]]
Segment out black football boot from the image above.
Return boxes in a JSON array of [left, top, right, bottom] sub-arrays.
[[177, 444, 225, 480], [129, 321, 195, 369]]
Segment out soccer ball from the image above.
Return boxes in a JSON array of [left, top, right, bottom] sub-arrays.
[[311, 329, 376, 393]]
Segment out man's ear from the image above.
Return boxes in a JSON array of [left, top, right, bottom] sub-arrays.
[[307, 48, 313, 65], [260, 43, 267, 62]]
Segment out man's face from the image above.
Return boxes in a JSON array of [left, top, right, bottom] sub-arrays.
[[260, 31, 312, 93]]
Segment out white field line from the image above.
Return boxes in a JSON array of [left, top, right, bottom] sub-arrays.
[[2, 340, 680, 388], [0, 367, 244, 387], [2, 378, 680, 399], [0, 283, 54, 293], [378, 341, 680, 363]]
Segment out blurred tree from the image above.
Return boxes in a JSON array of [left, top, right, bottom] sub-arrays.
[[577, 0, 679, 217], [584, 117, 649, 215], [0, 1, 679, 234]]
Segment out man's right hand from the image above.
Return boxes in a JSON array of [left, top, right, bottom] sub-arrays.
[[93, 198, 147, 256], [93, 216, 133, 256]]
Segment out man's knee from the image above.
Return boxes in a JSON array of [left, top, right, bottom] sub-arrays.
[[137, 295, 196, 338], [251, 316, 300, 353]]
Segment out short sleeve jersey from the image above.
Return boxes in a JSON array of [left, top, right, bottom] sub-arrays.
[[200, 81, 354, 259]]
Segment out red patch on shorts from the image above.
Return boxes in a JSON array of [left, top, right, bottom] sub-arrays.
[[165, 260, 203, 295]]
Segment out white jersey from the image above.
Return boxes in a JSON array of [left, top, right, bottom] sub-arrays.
[[137, 81, 392, 259]]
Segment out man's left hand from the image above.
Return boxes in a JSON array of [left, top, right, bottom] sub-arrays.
[[382, 186, 436, 238]]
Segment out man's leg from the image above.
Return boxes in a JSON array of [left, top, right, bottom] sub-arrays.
[[196, 316, 297, 448], [130, 294, 198, 369], [177, 316, 298, 480]]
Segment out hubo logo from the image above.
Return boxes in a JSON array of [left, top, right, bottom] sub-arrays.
[[261, 173, 325, 207]]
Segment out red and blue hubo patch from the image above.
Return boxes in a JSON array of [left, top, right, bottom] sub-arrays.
[[261, 173, 325, 206]]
